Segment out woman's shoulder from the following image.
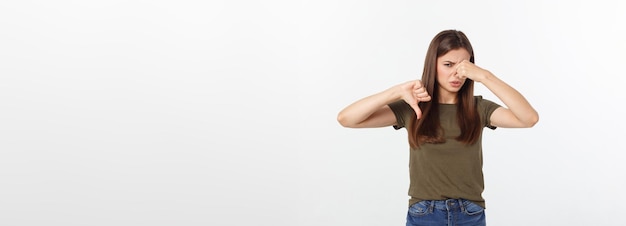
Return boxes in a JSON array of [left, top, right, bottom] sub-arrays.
[[474, 95, 501, 110], [473, 95, 496, 104], [473, 95, 486, 101]]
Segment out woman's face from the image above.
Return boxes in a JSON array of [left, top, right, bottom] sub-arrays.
[[436, 48, 471, 97]]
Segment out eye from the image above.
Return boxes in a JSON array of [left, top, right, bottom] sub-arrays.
[[443, 63, 452, 67]]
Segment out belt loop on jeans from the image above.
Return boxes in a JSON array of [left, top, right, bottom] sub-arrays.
[[429, 200, 435, 212], [458, 199, 465, 212]]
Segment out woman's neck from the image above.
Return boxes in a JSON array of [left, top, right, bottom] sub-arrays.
[[438, 92, 457, 104]]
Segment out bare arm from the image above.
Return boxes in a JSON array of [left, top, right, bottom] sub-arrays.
[[337, 80, 431, 128], [482, 74, 539, 128], [456, 61, 539, 128]]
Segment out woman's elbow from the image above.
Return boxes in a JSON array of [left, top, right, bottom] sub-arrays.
[[524, 113, 539, 128], [337, 113, 355, 128]]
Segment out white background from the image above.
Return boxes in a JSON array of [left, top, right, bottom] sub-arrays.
[[1, 0, 624, 226]]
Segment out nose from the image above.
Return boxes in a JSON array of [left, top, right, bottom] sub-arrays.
[[451, 70, 459, 78]]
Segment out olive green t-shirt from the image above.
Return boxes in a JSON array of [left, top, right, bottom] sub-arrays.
[[388, 96, 500, 209]]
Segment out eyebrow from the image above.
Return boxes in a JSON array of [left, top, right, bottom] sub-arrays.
[[443, 60, 458, 64]]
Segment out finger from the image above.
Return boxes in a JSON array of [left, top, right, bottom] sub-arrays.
[[453, 64, 461, 76], [454, 66, 466, 79], [415, 95, 429, 100], [413, 80, 422, 90], [413, 87, 431, 102], [417, 95, 432, 102], [413, 87, 425, 96]]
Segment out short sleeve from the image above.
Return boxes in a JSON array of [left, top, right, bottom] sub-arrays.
[[388, 100, 415, 130], [476, 96, 501, 130]]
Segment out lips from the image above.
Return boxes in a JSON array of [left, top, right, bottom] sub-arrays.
[[450, 81, 462, 88]]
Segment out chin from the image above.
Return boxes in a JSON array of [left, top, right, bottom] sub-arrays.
[[446, 87, 462, 93]]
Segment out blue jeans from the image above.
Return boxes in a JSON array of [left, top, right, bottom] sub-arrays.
[[406, 199, 486, 226]]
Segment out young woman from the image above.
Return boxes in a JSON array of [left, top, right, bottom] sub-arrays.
[[337, 30, 539, 226]]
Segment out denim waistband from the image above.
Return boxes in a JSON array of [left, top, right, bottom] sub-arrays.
[[421, 199, 474, 211]]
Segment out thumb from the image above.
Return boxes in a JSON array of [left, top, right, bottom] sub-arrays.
[[407, 98, 422, 119]]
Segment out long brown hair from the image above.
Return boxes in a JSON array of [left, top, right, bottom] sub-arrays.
[[408, 30, 481, 149]]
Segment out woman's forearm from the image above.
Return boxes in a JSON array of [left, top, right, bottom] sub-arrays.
[[480, 73, 539, 127], [337, 86, 402, 127]]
